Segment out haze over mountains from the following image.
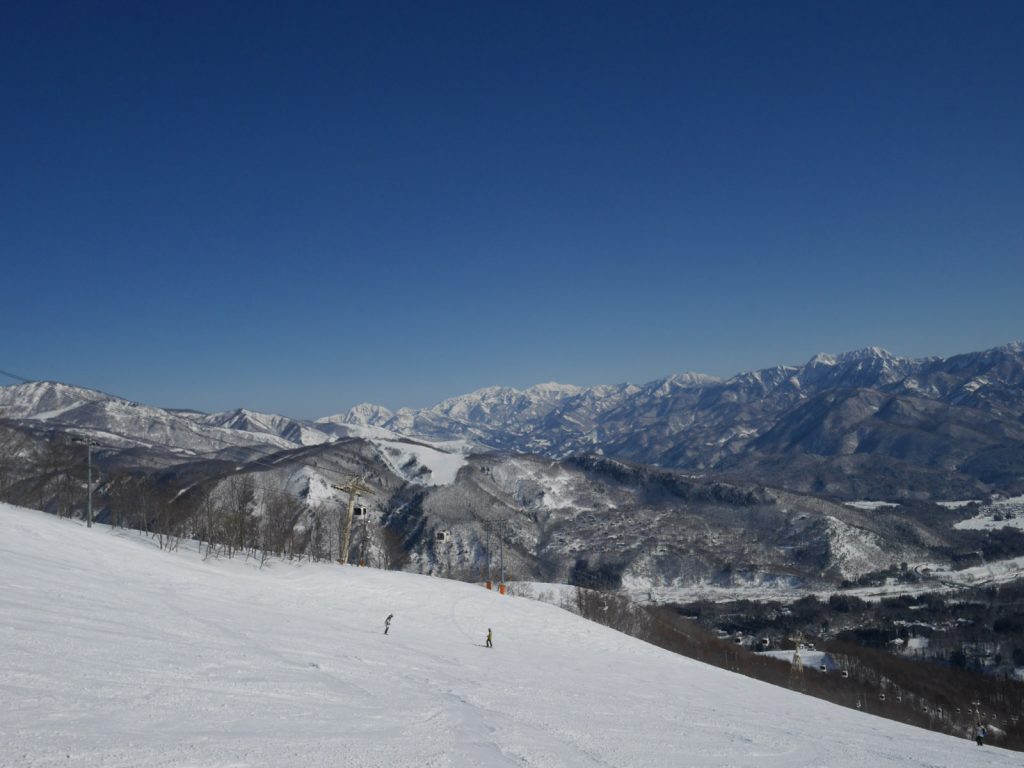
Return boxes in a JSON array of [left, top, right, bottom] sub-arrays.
[[320, 343, 1024, 499], [3, 342, 1023, 500]]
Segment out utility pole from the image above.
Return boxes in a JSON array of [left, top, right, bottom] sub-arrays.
[[72, 437, 95, 528], [332, 476, 372, 565], [87, 440, 92, 528], [499, 520, 506, 584], [485, 523, 492, 584], [359, 513, 369, 567]]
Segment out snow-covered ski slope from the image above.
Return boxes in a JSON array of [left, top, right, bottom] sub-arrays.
[[1, 504, 1017, 768]]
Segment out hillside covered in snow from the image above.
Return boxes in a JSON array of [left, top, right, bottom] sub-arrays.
[[1, 503, 1019, 768]]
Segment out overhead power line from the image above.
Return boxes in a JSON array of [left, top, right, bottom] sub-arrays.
[[0, 368, 33, 384]]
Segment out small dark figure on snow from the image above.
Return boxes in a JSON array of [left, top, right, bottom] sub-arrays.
[[486, 628, 493, 648], [384, 614, 393, 635], [975, 724, 986, 746]]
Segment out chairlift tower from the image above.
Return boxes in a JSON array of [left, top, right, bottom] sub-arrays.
[[332, 476, 372, 565], [71, 436, 96, 528]]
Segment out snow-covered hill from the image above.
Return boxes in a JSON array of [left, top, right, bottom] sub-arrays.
[[192, 407, 333, 447], [0, 381, 298, 454], [0, 382, 469, 484], [1, 503, 1017, 767]]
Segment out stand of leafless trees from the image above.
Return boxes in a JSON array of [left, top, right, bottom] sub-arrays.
[[0, 425, 92, 519], [0, 423, 414, 570]]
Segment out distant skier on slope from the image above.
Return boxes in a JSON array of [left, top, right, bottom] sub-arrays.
[[975, 724, 986, 746], [486, 628, 492, 648], [384, 614, 393, 635]]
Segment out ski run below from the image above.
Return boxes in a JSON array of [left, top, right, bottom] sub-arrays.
[[0, 503, 1018, 768]]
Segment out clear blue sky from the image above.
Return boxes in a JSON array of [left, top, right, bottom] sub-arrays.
[[2, 1, 1022, 418]]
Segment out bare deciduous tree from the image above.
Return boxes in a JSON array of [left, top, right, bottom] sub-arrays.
[[222, 474, 256, 558], [0, 421, 32, 504], [306, 503, 336, 563], [376, 525, 410, 571], [35, 435, 81, 519], [261, 487, 303, 560], [107, 472, 145, 530]]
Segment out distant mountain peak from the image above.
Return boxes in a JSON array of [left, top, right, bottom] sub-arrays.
[[524, 381, 586, 398], [836, 346, 897, 363], [318, 403, 396, 427], [665, 372, 721, 387], [808, 347, 898, 368], [0, 380, 117, 419], [5, 379, 113, 400]]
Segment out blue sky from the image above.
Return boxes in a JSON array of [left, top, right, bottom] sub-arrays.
[[2, 1, 1022, 418]]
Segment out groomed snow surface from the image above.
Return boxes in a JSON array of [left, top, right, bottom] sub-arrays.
[[344, 424, 470, 486], [1, 504, 1018, 768]]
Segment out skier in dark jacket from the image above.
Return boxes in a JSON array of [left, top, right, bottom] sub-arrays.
[[486, 628, 492, 648], [384, 614, 393, 635]]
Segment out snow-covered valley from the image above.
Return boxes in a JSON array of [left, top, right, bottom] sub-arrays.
[[1, 503, 1019, 767]]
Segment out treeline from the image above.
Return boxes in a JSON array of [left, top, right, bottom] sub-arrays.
[[678, 589, 1024, 681], [120, 472, 411, 569], [0, 423, 87, 518]]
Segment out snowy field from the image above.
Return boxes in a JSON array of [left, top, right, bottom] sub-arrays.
[[624, 581, 813, 605], [845, 501, 900, 511], [833, 555, 1024, 602], [1, 503, 1020, 768], [759, 650, 841, 672], [953, 495, 1024, 532], [846, 496, 1024, 533], [345, 424, 470, 485]]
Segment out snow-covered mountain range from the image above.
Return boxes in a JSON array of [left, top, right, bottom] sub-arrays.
[[321, 342, 1024, 499], [4, 343, 1021, 499]]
